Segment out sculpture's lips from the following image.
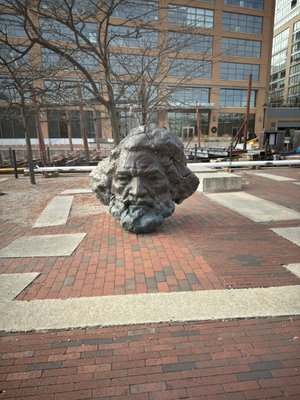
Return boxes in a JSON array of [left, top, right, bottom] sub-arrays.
[[124, 199, 155, 208]]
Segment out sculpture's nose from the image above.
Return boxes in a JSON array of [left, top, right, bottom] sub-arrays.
[[128, 176, 148, 197]]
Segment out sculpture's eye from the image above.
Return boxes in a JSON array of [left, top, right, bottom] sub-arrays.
[[148, 173, 165, 186], [116, 175, 130, 186]]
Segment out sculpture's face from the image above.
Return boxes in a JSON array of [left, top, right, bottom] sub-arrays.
[[89, 127, 200, 234], [109, 150, 175, 233]]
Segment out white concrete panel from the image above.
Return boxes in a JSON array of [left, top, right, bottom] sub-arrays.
[[206, 192, 300, 222], [33, 195, 74, 227], [0, 233, 87, 258], [61, 189, 92, 195], [271, 227, 300, 247], [284, 264, 300, 278], [253, 173, 296, 181], [0, 273, 39, 301], [0, 285, 299, 332]]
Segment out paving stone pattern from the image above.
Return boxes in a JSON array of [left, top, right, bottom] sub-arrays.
[[0, 167, 299, 399], [0, 317, 299, 399], [0, 169, 299, 300]]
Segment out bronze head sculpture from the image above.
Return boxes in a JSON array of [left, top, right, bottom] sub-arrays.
[[89, 126, 199, 233]]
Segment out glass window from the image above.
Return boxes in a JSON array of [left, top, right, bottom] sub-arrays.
[[41, 48, 98, 73], [168, 32, 213, 53], [39, 18, 75, 41], [68, 110, 81, 139], [73, 51, 98, 73], [224, 0, 264, 9], [168, 111, 210, 136], [0, 78, 19, 103], [275, 0, 300, 30], [271, 50, 287, 74], [287, 84, 300, 105], [0, 13, 26, 37], [292, 42, 300, 54], [39, 18, 97, 43], [168, 5, 214, 28], [169, 58, 212, 78], [290, 63, 300, 76], [0, 45, 30, 67], [75, 21, 97, 43], [220, 88, 256, 107], [220, 62, 260, 80], [272, 28, 289, 54], [0, 76, 32, 103], [294, 20, 300, 33], [110, 53, 158, 76], [218, 113, 255, 136], [269, 89, 284, 104], [39, 0, 97, 14], [221, 37, 261, 58], [41, 48, 71, 70], [112, 0, 158, 21], [222, 12, 263, 34], [47, 109, 94, 139], [168, 86, 210, 107], [113, 83, 158, 109], [0, 108, 37, 139], [109, 26, 158, 48], [291, 52, 300, 63], [43, 79, 99, 104]]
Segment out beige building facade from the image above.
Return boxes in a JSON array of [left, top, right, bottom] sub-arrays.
[[266, 0, 300, 132], [0, 0, 275, 148]]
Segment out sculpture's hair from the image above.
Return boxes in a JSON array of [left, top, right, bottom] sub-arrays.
[[89, 127, 199, 205]]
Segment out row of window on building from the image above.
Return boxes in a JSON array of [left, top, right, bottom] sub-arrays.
[[2, 9, 264, 37], [0, 107, 256, 140], [269, 18, 300, 105]]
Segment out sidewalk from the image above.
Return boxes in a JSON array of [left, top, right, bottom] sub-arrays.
[[0, 167, 299, 399]]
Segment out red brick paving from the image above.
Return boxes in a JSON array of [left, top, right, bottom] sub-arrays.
[[0, 166, 300, 398], [0, 317, 299, 399], [1, 168, 300, 299]]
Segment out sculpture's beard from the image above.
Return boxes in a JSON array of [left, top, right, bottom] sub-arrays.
[[110, 197, 174, 234]]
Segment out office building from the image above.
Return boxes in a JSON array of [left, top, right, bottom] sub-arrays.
[[0, 0, 275, 148], [267, 0, 300, 132]]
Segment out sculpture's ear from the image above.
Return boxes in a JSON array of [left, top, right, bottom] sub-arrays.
[[168, 160, 200, 204], [89, 158, 114, 205]]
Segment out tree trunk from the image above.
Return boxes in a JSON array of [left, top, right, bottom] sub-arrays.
[[108, 103, 121, 146], [22, 109, 36, 185], [141, 110, 147, 126], [77, 84, 90, 162], [67, 111, 74, 153], [93, 107, 101, 152]]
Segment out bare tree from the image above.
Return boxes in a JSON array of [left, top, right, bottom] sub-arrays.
[[0, 28, 41, 183], [1, 0, 221, 145]]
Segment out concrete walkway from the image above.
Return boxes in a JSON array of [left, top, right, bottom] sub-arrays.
[[0, 274, 299, 332]]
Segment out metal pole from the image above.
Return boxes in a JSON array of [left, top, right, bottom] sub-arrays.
[[243, 73, 252, 151], [47, 147, 51, 166], [28, 159, 300, 174], [196, 106, 201, 148], [9, 147, 13, 167], [12, 149, 18, 179]]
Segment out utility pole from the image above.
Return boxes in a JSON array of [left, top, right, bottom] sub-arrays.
[[243, 73, 252, 151]]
